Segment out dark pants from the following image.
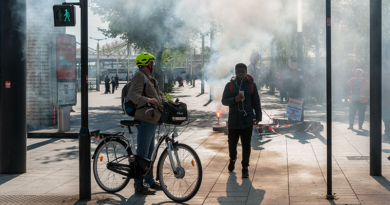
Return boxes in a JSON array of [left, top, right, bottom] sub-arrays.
[[164, 83, 168, 93], [280, 90, 288, 102], [111, 84, 115, 94], [105, 83, 110, 93], [349, 101, 367, 128], [228, 126, 252, 167]]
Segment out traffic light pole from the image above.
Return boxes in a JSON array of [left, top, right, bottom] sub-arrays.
[[79, 0, 91, 200], [326, 0, 333, 199], [0, 0, 27, 174], [63, 0, 91, 200]]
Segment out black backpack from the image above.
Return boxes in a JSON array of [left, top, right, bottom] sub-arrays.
[[121, 72, 148, 117]]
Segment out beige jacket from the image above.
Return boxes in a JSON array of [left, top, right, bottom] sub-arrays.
[[129, 71, 167, 123]]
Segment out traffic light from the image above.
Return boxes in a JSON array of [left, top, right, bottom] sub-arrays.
[[53, 5, 76, 27]]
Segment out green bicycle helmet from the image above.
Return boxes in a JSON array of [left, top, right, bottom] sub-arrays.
[[136, 52, 156, 68]]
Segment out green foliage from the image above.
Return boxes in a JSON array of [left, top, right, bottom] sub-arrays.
[[168, 82, 174, 93], [164, 92, 173, 102]]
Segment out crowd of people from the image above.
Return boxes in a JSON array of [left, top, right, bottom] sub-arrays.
[[104, 74, 119, 94]]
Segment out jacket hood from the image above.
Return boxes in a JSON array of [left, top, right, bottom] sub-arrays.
[[230, 74, 254, 83]]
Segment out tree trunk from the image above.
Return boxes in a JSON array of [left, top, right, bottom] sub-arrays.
[[154, 47, 164, 92]]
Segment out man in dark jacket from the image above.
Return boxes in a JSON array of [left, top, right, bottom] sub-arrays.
[[222, 63, 262, 178], [111, 76, 116, 94], [282, 57, 306, 121], [104, 75, 110, 94], [115, 74, 119, 90]]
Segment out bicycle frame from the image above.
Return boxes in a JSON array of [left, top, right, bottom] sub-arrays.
[[94, 123, 181, 177]]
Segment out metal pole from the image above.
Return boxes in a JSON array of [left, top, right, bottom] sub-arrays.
[[326, 0, 333, 199], [201, 35, 205, 94], [210, 28, 214, 101], [0, 0, 27, 174], [128, 55, 130, 82], [79, 0, 91, 200], [192, 49, 195, 87], [96, 41, 100, 91], [117, 52, 119, 76], [370, 0, 382, 176]]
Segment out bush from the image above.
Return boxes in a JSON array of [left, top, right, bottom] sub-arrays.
[[164, 92, 173, 102], [168, 82, 174, 93]]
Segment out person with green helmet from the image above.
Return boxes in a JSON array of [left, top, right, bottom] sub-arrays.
[[129, 52, 167, 195]]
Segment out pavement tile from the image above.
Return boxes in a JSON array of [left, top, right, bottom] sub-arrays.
[[4, 83, 390, 204]]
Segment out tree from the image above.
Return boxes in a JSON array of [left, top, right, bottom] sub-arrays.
[[91, 0, 197, 90]]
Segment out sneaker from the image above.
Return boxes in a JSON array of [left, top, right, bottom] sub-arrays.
[[228, 158, 236, 172], [135, 185, 156, 195], [150, 182, 164, 191], [242, 167, 249, 178]]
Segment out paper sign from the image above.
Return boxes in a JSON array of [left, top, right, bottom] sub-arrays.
[[327, 18, 331, 26], [5, 81, 10, 88], [286, 98, 304, 121]]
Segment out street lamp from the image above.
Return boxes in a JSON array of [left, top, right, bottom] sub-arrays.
[[90, 37, 107, 91]]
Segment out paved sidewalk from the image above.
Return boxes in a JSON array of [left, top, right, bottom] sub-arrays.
[[1, 81, 390, 204]]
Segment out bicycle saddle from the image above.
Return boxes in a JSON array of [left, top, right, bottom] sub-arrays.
[[120, 120, 140, 127]]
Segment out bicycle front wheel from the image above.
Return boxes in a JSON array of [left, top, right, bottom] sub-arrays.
[[93, 139, 131, 193], [158, 143, 202, 202]]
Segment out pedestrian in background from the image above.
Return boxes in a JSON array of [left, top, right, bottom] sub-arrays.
[[222, 63, 262, 178], [346, 69, 369, 130], [111, 76, 116, 94], [282, 57, 306, 121], [247, 51, 261, 90], [164, 72, 169, 93], [104, 75, 110, 94], [115, 74, 119, 90]]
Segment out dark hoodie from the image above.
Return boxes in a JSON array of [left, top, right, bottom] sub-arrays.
[[222, 74, 262, 129]]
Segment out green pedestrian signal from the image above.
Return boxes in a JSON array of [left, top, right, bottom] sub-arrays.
[[64, 9, 71, 22], [53, 5, 76, 27]]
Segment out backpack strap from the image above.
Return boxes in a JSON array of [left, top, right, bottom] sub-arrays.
[[142, 72, 148, 96]]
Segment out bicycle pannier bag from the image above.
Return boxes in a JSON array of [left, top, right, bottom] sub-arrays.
[[160, 101, 188, 125], [121, 72, 148, 117], [135, 155, 152, 176]]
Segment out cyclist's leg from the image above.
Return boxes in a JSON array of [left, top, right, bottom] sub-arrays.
[[133, 118, 157, 188], [144, 130, 156, 186]]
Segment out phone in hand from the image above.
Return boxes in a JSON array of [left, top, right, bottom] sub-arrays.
[[239, 91, 244, 101]]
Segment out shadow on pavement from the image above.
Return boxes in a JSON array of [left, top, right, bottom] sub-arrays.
[[27, 138, 60, 151], [217, 172, 265, 205]]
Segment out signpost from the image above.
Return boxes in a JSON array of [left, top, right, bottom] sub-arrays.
[[50, 33, 77, 132], [53, 0, 90, 200]]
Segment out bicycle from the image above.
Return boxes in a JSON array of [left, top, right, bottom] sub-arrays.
[[91, 104, 202, 202]]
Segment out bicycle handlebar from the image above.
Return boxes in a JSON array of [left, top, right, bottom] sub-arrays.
[[136, 103, 156, 109]]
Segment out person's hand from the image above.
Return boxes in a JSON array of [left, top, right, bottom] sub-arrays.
[[235, 94, 245, 102], [146, 98, 159, 106], [253, 119, 260, 125]]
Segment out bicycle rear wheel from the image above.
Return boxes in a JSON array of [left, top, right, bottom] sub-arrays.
[[158, 143, 202, 202], [93, 139, 131, 193]]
